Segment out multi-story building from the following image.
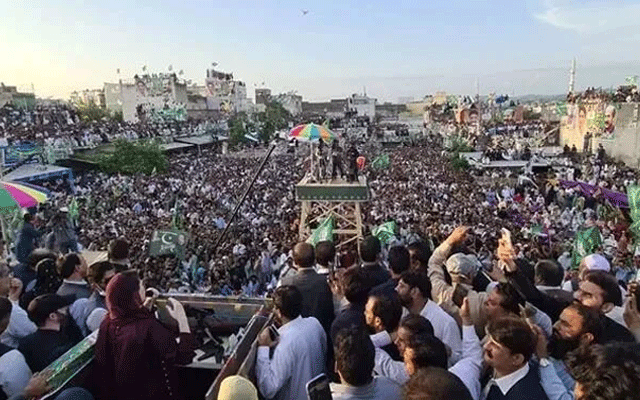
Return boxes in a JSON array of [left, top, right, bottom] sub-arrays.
[[255, 88, 272, 105], [346, 93, 377, 119], [70, 89, 105, 108], [272, 92, 302, 116], [0, 83, 36, 108]]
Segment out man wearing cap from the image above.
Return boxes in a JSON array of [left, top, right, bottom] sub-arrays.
[[427, 226, 488, 333], [18, 294, 77, 372]]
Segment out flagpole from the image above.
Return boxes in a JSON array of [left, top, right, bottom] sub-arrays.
[[212, 144, 276, 256]]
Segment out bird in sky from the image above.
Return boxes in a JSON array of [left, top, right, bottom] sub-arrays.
[[301, 9, 309, 15]]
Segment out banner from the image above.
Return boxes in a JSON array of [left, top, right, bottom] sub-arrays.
[[627, 186, 640, 238], [559, 180, 628, 209], [149, 230, 189, 259], [571, 227, 603, 268], [306, 217, 334, 246], [42, 331, 97, 399], [372, 221, 397, 245]]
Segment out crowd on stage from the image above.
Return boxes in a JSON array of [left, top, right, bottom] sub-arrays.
[[0, 107, 639, 399]]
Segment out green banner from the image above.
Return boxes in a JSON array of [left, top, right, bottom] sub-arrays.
[[306, 217, 334, 246], [372, 154, 390, 170], [149, 229, 189, 259], [43, 331, 97, 398], [571, 226, 602, 268], [372, 221, 397, 245]]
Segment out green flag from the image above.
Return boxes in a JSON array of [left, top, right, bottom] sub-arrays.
[[372, 154, 390, 170], [372, 221, 397, 245], [171, 199, 182, 230], [68, 197, 79, 224], [571, 227, 603, 268], [306, 217, 334, 246], [149, 229, 189, 259]]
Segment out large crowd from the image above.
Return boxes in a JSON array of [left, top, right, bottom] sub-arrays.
[[0, 103, 638, 399]]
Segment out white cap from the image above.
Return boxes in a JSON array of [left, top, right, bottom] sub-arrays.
[[582, 254, 610, 272]]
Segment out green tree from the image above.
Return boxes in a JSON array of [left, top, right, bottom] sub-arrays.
[[228, 112, 248, 148], [76, 100, 109, 122], [99, 139, 167, 175]]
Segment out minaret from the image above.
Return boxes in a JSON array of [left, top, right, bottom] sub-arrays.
[[568, 58, 576, 94]]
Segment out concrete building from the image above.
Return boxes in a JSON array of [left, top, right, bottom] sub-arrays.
[[104, 73, 188, 122], [0, 83, 35, 108], [70, 89, 105, 108], [255, 89, 272, 105], [347, 93, 376, 118], [272, 92, 302, 116], [560, 101, 640, 167], [203, 69, 251, 113], [302, 99, 348, 117]]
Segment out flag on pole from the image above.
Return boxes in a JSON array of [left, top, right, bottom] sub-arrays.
[[306, 217, 334, 246], [171, 199, 182, 230], [372, 221, 397, 245], [571, 226, 603, 268], [68, 197, 79, 224]]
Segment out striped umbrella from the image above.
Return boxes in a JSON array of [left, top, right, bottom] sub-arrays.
[[0, 181, 49, 211], [289, 123, 335, 144]]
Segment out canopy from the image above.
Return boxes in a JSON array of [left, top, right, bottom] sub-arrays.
[[289, 123, 335, 144], [0, 181, 49, 210]]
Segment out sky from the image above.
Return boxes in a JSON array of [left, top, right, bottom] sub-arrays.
[[4, 0, 640, 102]]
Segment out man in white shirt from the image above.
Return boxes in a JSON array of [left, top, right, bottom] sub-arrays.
[[395, 270, 462, 364], [0, 268, 36, 348], [0, 297, 31, 398], [255, 285, 327, 400]]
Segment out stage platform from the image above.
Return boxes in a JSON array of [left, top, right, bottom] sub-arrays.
[[176, 135, 216, 146], [160, 142, 195, 152], [3, 163, 73, 183], [295, 176, 370, 202]]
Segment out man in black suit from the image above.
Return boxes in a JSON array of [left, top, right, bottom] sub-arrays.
[[371, 245, 410, 298], [330, 266, 373, 344], [360, 236, 390, 288], [482, 316, 549, 400], [574, 271, 636, 344], [280, 242, 334, 335]]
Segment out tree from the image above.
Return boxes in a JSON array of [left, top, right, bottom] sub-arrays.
[[76, 100, 109, 122], [228, 112, 248, 148], [98, 139, 167, 175]]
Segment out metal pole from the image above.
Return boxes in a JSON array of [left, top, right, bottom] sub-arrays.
[[213, 144, 276, 252]]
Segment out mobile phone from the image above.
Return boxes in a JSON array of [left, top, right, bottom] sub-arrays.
[[306, 373, 332, 400], [268, 325, 279, 341], [452, 284, 469, 308]]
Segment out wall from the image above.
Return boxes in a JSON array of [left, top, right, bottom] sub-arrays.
[[560, 101, 640, 167]]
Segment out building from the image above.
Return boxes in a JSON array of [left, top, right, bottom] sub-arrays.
[[302, 99, 348, 118], [0, 83, 36, 108], [255, 88, 272, 105], [347, 94, 376, 119], [104, 72, 188, 122], [272, 92, 302, 116], [202, 69, 251, 113], [70, 89, 105, 108]]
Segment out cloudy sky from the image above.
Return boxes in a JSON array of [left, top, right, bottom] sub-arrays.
[[3, 0, 640, 101]]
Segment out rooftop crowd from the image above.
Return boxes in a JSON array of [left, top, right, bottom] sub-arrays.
[[0, 106, 638, 399]]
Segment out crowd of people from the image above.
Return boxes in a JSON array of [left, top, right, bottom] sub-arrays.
[[566, 86, 640, 104], [0, 103, 639, 399]]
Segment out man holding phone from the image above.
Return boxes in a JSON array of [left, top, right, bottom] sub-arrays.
[[256, 285, 327, 400]]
